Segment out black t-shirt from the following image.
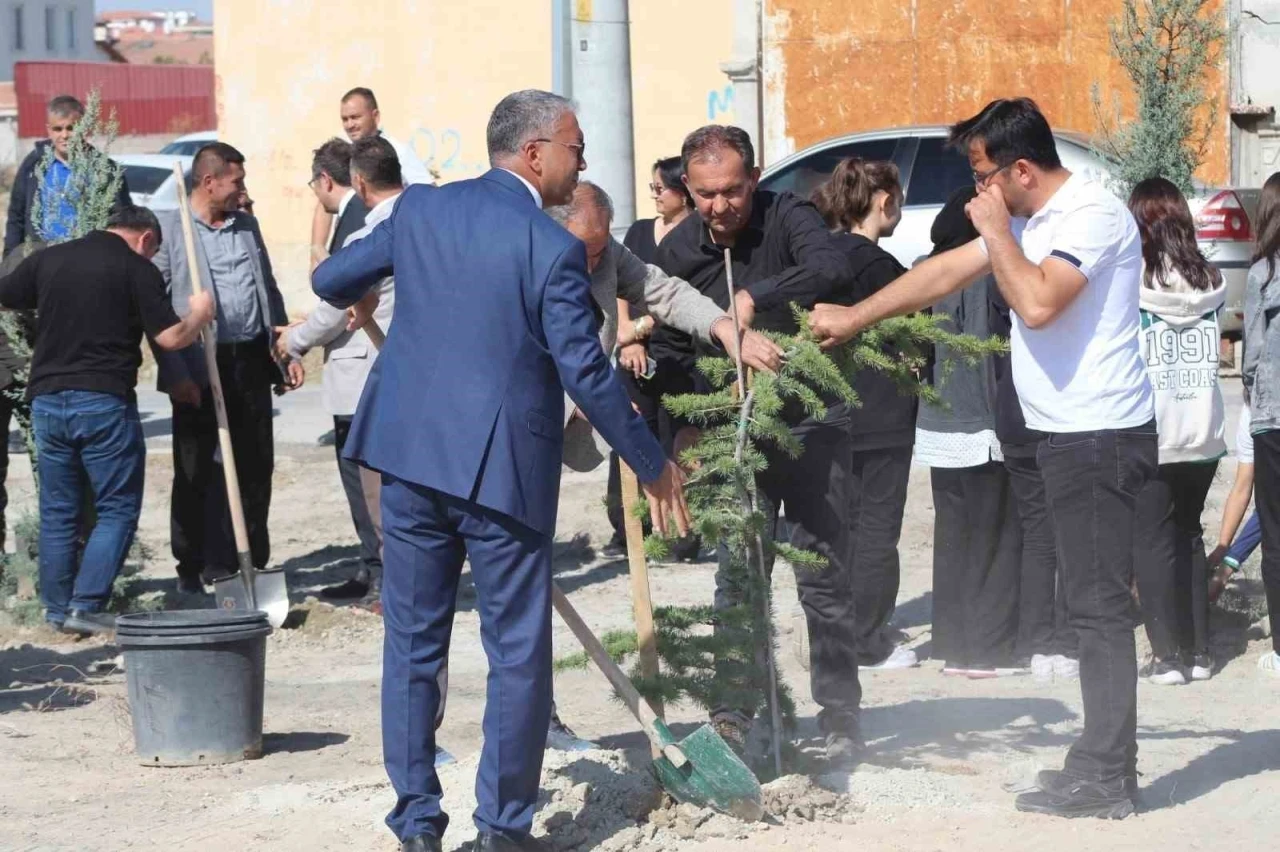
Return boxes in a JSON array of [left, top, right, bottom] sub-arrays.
[[0, 230, 181, 401], [830, 232, 917, 449], [623, 217, 660, 265]]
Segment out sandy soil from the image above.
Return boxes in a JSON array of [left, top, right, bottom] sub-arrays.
[[1, 380, 1278, 851]]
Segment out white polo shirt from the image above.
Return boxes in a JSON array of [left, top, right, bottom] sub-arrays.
[[986, 172, 1154, 433]]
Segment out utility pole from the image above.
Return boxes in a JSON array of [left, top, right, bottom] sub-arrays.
[[570, 0, 636, 235]]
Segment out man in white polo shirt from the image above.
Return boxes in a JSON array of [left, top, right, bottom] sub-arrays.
[[807, 98, 1155, 819]]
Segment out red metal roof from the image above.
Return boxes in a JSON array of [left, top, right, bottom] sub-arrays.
[[15, 61, 214, 137]]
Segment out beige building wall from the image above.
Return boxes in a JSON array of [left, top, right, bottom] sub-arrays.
[[214, 0, 736, 309], [628, 0, 736, 220], [213, 0, 552, 309]]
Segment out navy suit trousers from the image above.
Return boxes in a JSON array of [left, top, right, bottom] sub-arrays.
[[380, 475, 554, 841]]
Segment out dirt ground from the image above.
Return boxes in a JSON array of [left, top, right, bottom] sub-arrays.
[[1, 379, 1278, 851]]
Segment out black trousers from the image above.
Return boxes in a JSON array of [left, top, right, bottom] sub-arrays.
[[714, 421, 861, 734], [335, 415, 382, 575], [846, 445, 912, 665], [1251, 430, 1280, 654], [1134, 460, 1219, 660], [1004, 448, 1076, 659], [171, 341, 275, 579], [1039, 422, 1157, 782], [930, 462, 1022, 667]]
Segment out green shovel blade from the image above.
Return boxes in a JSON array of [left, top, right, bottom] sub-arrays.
[[650, 721, 764, 823]]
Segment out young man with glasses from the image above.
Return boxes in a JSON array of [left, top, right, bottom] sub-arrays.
[[808, 98, 1155, 820]]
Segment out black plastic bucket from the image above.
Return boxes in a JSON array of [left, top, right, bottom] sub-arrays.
[[117, 610, 272, 766]]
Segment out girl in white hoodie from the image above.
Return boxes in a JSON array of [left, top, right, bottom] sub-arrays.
[[1128, 177, 1227, 685]]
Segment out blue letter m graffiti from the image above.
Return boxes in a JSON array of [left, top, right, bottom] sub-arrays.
[[707, 86, 734, 121]]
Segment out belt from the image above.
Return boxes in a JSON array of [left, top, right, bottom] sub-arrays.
[[216, 334, 268, 357]]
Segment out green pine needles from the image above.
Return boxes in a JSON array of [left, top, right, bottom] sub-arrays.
[[562, 303, 1006, 772]]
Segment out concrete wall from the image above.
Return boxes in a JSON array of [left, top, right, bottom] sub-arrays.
[[214, 0, 734, 310], [761, 0, 1230, 184], [1, 0, 98, 81], [1233, 0, 1280, 186]]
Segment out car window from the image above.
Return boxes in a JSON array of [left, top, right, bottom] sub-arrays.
[[123, 165, 170, 196], [159, 140, 207, 156], [760, 138, 899, 199], [905, 137, 973, 207]]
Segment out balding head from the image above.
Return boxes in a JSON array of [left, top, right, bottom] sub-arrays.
[[546, 181, 613, 273]]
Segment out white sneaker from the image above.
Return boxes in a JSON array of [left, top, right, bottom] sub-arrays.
[[863, 646, 919, 670], [1053, 655, 1080, 681], [1031, 654, 1055, 682], [1258, 651, 1280, 677]]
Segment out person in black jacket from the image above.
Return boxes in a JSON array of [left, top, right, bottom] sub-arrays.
[[811, 158, 918, 670], [3, 95, 132, 257], [656, 125, 862, 764]]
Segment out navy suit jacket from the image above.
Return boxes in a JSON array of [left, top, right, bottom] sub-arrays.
[[311, 169, 666, 537]]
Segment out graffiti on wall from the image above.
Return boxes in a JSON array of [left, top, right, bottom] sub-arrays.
[[411, 127, 487, 179], [707, 85, 735, 121]]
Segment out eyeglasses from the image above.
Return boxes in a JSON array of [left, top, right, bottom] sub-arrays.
[[973, 163, 1012, 187], [534, 138, 586, 163], [649, 182, 671, 195]]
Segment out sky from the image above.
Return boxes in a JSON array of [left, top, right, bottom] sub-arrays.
[[95, 1, 214, 21]]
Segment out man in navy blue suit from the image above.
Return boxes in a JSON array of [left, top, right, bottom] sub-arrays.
[[312, 90, 691, 852]]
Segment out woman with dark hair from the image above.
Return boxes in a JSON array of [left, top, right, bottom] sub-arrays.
[[601, 158, 698, 555], [1128, 176, 1226, 685], [810, 158, 919, 670], [1242, 170, 1280, 678]]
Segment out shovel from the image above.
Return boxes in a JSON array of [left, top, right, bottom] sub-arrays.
[[551, 584, 763, 822], [358, 317, 762, 818], [617, 460, 662, 734], [173, 163, 290, 629]]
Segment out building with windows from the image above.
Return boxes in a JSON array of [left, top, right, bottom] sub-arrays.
[[1, 1, 99, 82]]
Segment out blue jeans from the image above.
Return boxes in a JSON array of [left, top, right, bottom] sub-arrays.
[[33, 390, 145, 623], [1225, 511, 1261, 568]]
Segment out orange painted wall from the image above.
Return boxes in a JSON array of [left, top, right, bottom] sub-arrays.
[[764, 0, 1229, 184]]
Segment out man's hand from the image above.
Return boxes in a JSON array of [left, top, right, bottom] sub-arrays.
[[271, 321, 304, 361], [187, 291, 216, 328], [641, 459, 692, 539], [965, 183, 1012, 240], [283, 360, 305, 391], [807, 304, 864, 349], [169, 379, 202, 408], [711, 317, 784, 374], [345, 288, 381, 332], [618, 343, 648, 379], [733, 289, 756, 328], [672, 426, 702, 472]]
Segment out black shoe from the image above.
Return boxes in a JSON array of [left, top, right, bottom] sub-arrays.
[[545, 711, 596, 752], [671, 535, 702, 562], [1015, 775, 1137, 819], [176, 574, 205, 595], [1140, 657, 1188, 685], [824, 730, 864, 768], [61, 610, 116, 638], [474, 832, 547, 851], [320, 577, 371, 599], [400, 835, 442, 852], [602, 531, 627, 557]]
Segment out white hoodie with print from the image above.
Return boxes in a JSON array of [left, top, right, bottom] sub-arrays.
[[1137, 266, 1227, 464]]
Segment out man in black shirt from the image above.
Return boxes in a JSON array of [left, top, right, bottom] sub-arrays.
[[654, 125, 863, 764], [0, 206, 215, 635]]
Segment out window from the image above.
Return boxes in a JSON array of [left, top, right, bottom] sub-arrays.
[[67, 7, 77, 50], [759, 138, 901, 199], [13, 5, 25, 51], [904, 138, 975, 208], [45, 4, 55, 52], [121, 165, 171, 196]]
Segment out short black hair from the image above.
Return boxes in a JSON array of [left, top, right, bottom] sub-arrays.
[[312, 137, 354, 186], [192, 142, 246, 182], [107, 204, 162, 245], [46, 95, 84, 118], [342, 87, 378, 111], [948, 98, 1062, 171], [681, 125, 755, 174], [653, 156, 692, 208], [350, 136, 403, 190]]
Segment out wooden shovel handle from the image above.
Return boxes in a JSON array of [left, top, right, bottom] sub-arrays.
[[551, 584, 686, 767]]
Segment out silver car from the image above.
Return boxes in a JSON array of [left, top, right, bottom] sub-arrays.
[[758, 127, 1258, 335]]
